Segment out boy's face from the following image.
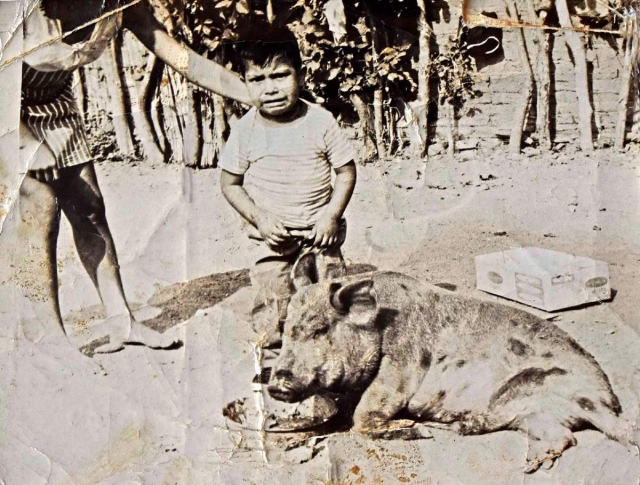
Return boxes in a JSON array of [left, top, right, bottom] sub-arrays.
[[244, 58, 301, 118]]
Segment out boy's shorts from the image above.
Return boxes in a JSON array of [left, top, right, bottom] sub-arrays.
[[249, 219, 347, 327]]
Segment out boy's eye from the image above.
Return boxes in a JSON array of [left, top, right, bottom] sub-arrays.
[[246, 75, 265, 83]]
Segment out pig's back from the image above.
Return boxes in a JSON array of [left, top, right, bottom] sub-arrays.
[[368, 272, 619, 419], [372, 271, 590, 363]]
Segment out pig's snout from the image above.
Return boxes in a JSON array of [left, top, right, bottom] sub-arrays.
[[268, 368, 304, 403]]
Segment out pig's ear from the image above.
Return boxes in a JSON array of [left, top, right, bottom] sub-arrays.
[[330, 279, 378, 327], [291, 251, 318, 291]]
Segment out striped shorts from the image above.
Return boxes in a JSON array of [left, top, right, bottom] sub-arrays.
[[21, 64, 93, 169]]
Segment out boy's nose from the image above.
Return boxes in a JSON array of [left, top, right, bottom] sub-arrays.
[[263, 78, 279, 94]]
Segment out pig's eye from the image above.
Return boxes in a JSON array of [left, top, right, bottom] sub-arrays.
[[312, 326, 330, 338]]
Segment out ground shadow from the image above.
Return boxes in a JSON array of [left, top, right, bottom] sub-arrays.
[[139, 262, 378, 333]]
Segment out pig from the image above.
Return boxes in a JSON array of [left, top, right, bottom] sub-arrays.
[[267, 252, 635, 473]]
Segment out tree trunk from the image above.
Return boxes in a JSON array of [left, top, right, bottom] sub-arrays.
[[616, 13, 637, 150], [416, 0, 431, 158], [386, 104, 397, 157], [505, 0, 535, 155], [536, 28, 553, 150], [522, 2, 552, 150], [182, 85, 204, 167], [350, 92, 376, 162], [555, 0, 594, 152], [106, 36, 135, 156], [164, 69, 186, 163], [373, 89, 385, 159], [208, 94, 228, 168], [137, 56, 166, 164], [367, 8, 386, 159]]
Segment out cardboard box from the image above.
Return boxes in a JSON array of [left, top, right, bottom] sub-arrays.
[[475, 247, 611, 312]]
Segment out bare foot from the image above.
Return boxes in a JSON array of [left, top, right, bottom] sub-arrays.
[[93, 315, 181, 354]]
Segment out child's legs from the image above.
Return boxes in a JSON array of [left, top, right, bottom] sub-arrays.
[[313, 218, 347, 280], [250, 254, 296, 326]]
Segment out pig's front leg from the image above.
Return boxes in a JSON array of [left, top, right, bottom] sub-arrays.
[[352, 356, 429, 440]]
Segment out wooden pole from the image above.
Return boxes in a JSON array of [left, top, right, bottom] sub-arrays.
[[536, 25, 553, 150], [522, 2, 552, 150], [373, 89, 385, 159], [555, 0, 594, 152], [445, 102, 456, 157], [106, 35, 136, 156], [505, 0, 535, 155], [416, 0, 432, 158], [369, 13, 386, 159], [210, 94, 227, 168], [182, 85, 204, 167], [138, 56, 166, 164], [615, 12, 636, 150], [350, 92, 377, 162]]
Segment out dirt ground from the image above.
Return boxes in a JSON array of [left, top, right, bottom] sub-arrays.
[[3, 144, 640, 484]]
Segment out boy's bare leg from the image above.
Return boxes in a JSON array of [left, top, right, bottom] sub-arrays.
[[55, 163, 179, 353]]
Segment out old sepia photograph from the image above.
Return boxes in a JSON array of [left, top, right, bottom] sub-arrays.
[[1, 0, 640, 483]]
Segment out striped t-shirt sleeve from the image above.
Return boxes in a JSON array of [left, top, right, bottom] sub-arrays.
[[323, 114, 358, 168], [218, 122, 249, 175]]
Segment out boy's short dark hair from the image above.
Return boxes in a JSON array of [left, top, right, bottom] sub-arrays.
[[232, 19, 302, 76]]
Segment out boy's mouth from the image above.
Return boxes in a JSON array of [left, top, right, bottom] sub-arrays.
[[263, 98, 287, 107]]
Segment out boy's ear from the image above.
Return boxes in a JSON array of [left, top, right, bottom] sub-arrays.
[[298, 67, 306, 84]]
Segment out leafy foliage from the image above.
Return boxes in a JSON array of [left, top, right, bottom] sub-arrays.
[[431, 36, 478, 108], [152, 0, 424, 104]]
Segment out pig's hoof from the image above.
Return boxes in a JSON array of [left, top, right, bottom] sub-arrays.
[[265, 394, 338, 432], [523, 420, 577, 473], [524, 451, 561, 474], [360, 420, 431, 441]]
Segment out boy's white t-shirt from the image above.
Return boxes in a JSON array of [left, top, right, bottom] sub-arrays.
[[219, 101, 357, 229]]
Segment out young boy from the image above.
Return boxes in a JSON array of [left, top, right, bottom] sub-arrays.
[[219, 22, 357, 346]]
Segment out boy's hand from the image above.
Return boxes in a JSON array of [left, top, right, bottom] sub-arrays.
[[310, 213, 340, 248], [256, 212, 290, 248]]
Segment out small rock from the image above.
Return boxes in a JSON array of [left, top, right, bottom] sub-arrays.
[[523, 147, 541, 157], [222, 399, 247, 425], [593, 225, 602, 231]]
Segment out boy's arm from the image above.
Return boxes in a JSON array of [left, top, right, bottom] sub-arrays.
[[220, 170, 290, 247], [123, 2, 253, 105], [311, 161, 357, 248]]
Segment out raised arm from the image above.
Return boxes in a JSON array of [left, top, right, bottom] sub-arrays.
[[123, 1, 252, 105]]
